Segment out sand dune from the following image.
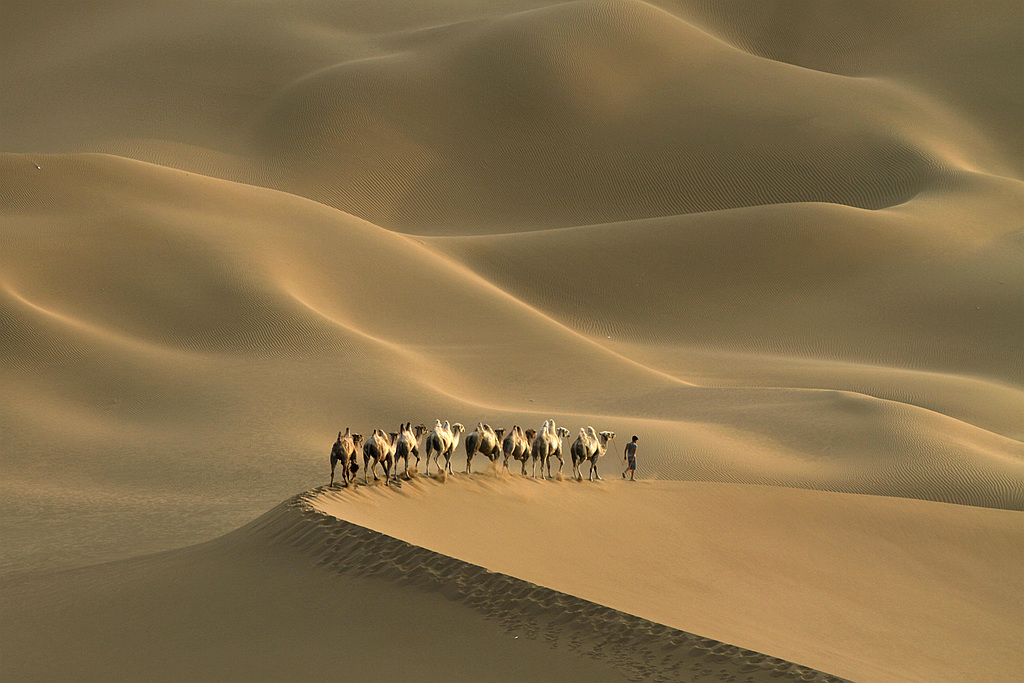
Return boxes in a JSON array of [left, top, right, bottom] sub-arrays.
[[0, 496, 637, 683], [255, 0, 1020, 233], [309, 477, 1024, 683], [2, 0, 1022, 680]]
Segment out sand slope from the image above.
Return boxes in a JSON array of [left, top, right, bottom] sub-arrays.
[[0, 499, 637, 683], [309, 476, 1024, 683]]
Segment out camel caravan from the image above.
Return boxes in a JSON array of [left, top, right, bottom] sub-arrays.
[[329, 419, 616, 487]]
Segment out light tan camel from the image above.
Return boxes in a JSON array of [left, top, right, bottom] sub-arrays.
[[530, 420, 570, 478], [501, 426, 536, 475], [464, 423, 505, 474], [425, 420, 465, 476], [330, 428, 363, 486], [393, 422, 427, 477], [424, 420, 448, 476], [362, 429, 396, 485], [570, 427, 616, 481]]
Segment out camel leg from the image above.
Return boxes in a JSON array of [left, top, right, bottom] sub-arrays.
[[466, 453, 473, 475], [330, 460, 336, 487]]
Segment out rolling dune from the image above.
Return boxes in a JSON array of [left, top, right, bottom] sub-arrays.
[[2, 0, 1022, 681]]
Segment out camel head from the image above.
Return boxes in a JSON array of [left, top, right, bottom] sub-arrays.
[[494, 427, 505, 440], [525, 428, 537, 441], [353, 434, 363, 446], [451, 423, 465, 435], [599, 431, 615, 443], [388, 431, 399, 445], [414, 424, 426, 438], [556, 427, 571, 439]]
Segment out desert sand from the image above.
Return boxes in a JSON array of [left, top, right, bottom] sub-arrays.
[[2, 1, 1022, 681]]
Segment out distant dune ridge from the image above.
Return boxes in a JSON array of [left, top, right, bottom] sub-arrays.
[[1, 1, 1022, 681]]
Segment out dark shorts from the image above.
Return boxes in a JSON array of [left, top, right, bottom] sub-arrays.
[[626, 457, 636, 471]]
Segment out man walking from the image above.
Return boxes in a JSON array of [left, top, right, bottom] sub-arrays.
[[622, 435, 638, 481]]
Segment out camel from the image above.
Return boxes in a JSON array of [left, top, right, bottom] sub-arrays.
[[530, 420, 571, 478], [329, 428, 362, 486], [424, 420, 466, 476], [570, 427, 616, 481], [362, 429, 396, 485], [501, 426, 536, 475], [393, 422, 427, 477], [423, 420, 448, 476], [464, 423, 505, 474]]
